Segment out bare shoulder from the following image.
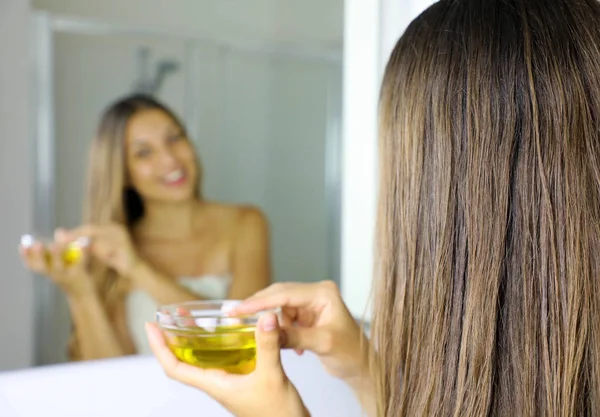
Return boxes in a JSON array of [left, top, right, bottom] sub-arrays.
[[198, 201, 268, 232], [237, 205, 268, 226], [234, 205, 269, 237], [233, 206, 269, 249]]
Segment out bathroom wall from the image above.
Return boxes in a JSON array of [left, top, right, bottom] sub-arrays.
[[0, 0, 35, 371]]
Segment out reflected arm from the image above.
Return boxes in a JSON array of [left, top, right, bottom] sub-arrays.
[[227, 207, 272, 299], [67, 291, 130, 359], [125, 261, 204, 305]]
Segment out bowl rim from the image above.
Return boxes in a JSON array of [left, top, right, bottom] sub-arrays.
[[156, 300, 280, 331]]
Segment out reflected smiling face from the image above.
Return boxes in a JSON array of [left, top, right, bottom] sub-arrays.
[[125, 109, 198, 203]]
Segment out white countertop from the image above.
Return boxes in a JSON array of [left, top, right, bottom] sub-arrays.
[[0, 350, 363, 417]]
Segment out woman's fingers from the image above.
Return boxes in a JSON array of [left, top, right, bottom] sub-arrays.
[[146, 323, 201, 385], [280, 326, 335, 355], [254, 313, 285, 374], [88, 239, 116, 262], [68, 223, 124, 244], [280, 307, 304, 355], [230, 282, 342, 356], [48, 241, 66, 277], [145, 323, 233, 397], [67, 224, 102, 239], [175, 307, 197, 327], [20, 242, 48, 274], [54, 228, 68, 243], [146, 322, 308, 417], [230, 282, 324, 316]]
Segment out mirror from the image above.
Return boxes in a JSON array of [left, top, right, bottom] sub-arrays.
[[22, 0, 343, 367]]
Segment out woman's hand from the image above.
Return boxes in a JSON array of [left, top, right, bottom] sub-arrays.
[[146, 313, 310, 417], [229, 281, 369, 384], [18, 229, 96, 298], [67, 223, 141, 277]]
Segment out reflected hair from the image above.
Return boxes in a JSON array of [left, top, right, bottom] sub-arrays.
[[68, 94, 200, 359], [371, 0, 600, 415], [85, 94, 200, 226]]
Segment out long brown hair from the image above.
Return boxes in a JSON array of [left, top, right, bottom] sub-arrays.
[[69, 94, 201, 359], [371, 0, 600, 415]]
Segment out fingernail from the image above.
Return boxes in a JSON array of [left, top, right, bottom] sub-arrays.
[[224, 306, 242, 317], [221, 301, 237, 316], [145, 323, 159, 343], [260, 313, 277, 332], [144, 322, 154, 335]]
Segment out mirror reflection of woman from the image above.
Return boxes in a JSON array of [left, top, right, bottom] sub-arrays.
[[20, 94, 271, 360]]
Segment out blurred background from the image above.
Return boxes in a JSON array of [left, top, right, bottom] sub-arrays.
[[30, 0, 341, 366], [0, 0, 435, 372]]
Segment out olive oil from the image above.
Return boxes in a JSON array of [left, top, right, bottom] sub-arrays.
[[43, 242, 85, 267], [21, 234, 88, 267], [165, 324, 257, 374]]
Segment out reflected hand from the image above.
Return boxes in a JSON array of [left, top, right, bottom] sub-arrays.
[[67, 223, 140, 276], [18, 228, 95, 297], [146, 313, 310, 417], [229, 281, 368, 383]]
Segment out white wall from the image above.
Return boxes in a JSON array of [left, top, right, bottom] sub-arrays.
[[340, 0, 379, 321], [341, 0, 437, 320], [0, 0, 35, 371], [33, 0, 343, 48]]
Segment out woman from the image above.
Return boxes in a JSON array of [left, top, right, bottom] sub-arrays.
[[147, 0, 600, 415], [20, 94, 271, 360]]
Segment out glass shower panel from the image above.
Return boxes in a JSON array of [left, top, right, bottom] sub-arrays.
[[53, 32, 187, 230], [264, 58, 340, 284], [191, 45, 342, 284]]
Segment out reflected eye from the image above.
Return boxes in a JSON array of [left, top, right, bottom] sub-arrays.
[[167, 133, 185, 144], [135, 148, 152, 158]]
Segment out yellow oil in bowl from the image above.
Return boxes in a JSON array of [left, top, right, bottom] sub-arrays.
[[157, 301, 279, 375], [164, 324, 256, 374]]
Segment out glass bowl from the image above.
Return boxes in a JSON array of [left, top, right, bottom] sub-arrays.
[[20, 233, 89, 266], [156, 300, 280, 374]]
